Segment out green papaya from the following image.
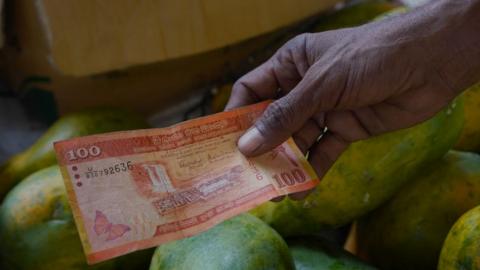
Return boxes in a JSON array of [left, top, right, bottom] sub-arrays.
[[455, 82, 480, 152], [356, 151, 480, 270], [251, 99, 464, 235], [313, 0, 398, 32], [289, 238, 376, 270], [0, 165, 153, 270], [149, 213, 294, 270], [438, 205, 480, 270], [0, 108, 149, 200], [372, 7, 409, 21]]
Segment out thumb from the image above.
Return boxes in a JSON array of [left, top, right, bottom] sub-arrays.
[[238, 92, 314, 156]]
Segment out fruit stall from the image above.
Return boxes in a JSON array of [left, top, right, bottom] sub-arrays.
[[0, 0, 480, 269]]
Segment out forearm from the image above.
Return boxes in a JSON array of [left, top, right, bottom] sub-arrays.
[[371, 0, 480, 94]]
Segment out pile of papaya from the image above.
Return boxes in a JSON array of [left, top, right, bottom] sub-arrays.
[[2, 1, 480, 269]]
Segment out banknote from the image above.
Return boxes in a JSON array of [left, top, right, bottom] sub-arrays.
[[54, 101, 319, 264]]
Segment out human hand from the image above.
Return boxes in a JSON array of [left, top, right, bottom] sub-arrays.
[[226, 1, 480, 200]]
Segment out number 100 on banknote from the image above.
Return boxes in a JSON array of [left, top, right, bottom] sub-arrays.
[[54, 101, 319, 264]]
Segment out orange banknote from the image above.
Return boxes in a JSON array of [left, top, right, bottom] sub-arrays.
[[54, 101, 319, 264]]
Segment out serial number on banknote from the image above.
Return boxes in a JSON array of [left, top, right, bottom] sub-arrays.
[[85, 161, 133, 179]]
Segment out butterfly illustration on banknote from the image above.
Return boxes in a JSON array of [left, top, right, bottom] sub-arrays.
[[94, 210, 131, 241]]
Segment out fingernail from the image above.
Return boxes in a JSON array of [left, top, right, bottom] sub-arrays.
[[238, 127, 263, 155]]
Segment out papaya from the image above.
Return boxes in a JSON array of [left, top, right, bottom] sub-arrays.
[[289, 237, 376, 270], [355, 151, 480, 270], [372, 7, 408, 21], [0, 108, 149, 200], [251, 99, 464, 235], [455, 82, 480, 152], [0, 165, 153, 270], [149, 213, 294, 270], [211, 83, 233, 113], [438, 205, 480, 270], [313, 0, 398, 32]]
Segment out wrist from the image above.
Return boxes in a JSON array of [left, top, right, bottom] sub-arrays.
[[417, 0, 480, 94], [374, 0, 480, 95]]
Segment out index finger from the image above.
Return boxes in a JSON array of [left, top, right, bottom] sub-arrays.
[[225, 60, 280, 110]]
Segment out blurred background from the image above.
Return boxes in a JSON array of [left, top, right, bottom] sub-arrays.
[[0, 0, 419, 163], [5, 1, 480, 270]]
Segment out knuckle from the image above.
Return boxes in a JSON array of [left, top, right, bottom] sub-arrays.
[[231, 80, 249, 96], [273, 33, 313, 72], [294, 33, 310, 44], [258, 100, 296, 134], [294, 134, 310, 152], [231, 80, 244, 95], [284, 33, 309, 52], [232, 80, 260, 103], [274, 46, 290, 65]]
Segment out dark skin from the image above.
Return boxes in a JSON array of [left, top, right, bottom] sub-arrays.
[[226, 0, 480, 201]]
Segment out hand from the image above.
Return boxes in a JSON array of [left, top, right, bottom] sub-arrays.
[[226, 1, 480, 201]]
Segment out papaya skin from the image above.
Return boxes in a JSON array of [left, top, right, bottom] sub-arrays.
[[438, 205, 480, 270], [0, 165, 114, 270], [313, 0, 398, 32], [455, 82, 480, 152], [356, 151, 480, 270], [289, 237, 376, 270], [0, 165, 153, 270], [251, 98, 464, 235], [211, 84, 233, 113], [149, 213, 294, 270], [0, 108, 149, 200]]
